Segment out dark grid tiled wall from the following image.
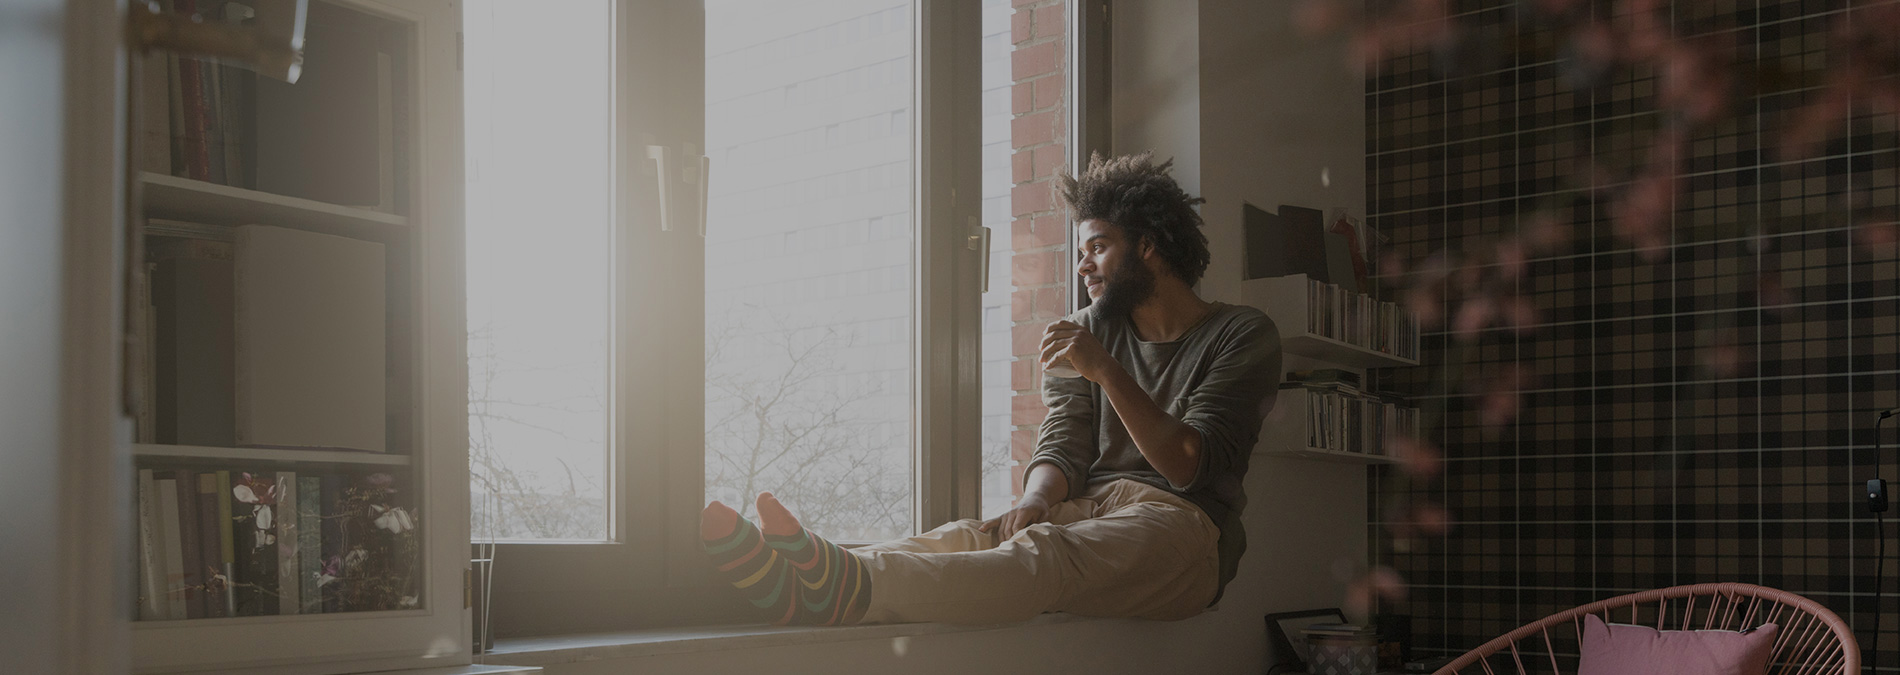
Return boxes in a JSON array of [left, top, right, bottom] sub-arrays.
[[1365, 0, 1900, 668]]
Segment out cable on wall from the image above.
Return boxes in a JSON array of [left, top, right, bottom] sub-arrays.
[[1869, 410, 1891, 675]]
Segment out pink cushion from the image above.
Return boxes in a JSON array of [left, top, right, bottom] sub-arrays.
[[1576, 614, 1777, 675]]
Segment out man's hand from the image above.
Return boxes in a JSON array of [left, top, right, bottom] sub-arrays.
[[978, 493, 1051, 541], [1040, 321, 1114, 382]]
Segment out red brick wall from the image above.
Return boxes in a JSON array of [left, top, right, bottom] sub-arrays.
[[1007, 0, 1068, 499]]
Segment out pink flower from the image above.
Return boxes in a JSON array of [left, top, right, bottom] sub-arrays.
[[1452, 297, 1495, 339], [1345, 566, 1409, 616], [1854, 221, 1898, 249], [1390, 437, 1442, 480], [1496, 240, 1528, 281], [1480, 366, 1530, 429]]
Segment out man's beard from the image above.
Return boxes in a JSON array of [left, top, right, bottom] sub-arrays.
[[1088, 255, 1156, 320]]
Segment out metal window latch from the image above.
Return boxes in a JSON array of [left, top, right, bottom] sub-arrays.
[[968, 217, 991, 294], [647, 145, 672, 232], [697, 155, 711, 238]]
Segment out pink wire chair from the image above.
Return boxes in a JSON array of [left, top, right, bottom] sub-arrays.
[[1434, 583, 1860, 675]]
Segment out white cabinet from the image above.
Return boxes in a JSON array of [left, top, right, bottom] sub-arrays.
[[125, 1, 470, 672]]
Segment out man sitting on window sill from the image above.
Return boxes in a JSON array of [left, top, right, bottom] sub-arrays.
[[699, 152, 1282, 626]]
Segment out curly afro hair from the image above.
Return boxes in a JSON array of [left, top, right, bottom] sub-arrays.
[[1054, 152, 1210, 286]]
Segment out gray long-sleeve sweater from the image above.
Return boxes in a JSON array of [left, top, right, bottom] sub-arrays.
[[1026, 301, 1281, 601]]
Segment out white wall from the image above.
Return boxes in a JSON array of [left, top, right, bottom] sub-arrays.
[[1109, 0, 1199, 196], [0, 1, 70, 672], [1192, 0, 1373, 624], [1112, 0, 1373, 633], [530, 1, 1369, 672]]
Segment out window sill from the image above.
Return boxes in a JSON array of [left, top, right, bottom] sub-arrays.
[[477, 613, 1102, 668]]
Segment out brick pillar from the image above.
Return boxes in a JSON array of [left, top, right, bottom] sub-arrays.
[[1007, 0, 1068, 501]]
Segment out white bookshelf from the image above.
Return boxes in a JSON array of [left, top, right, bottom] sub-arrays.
[[1257, 381, 1400, 465], [1283, 331, 1419, 370], [1260, 446, 1399, 465], [126, 0, 470, 673], [1240, 273, 1419, 465]]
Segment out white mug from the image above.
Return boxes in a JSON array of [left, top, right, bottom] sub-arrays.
[[1044, 358, 1081, 379]]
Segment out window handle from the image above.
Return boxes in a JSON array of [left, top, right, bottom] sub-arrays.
[[968, 217, 991, 294], [647, 145, 672, 232], [696, 155, 711, 238]]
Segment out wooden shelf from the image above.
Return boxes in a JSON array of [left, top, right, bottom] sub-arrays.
[[134, 443, 411, 467], [1257, 446, 1396, 465], [1283, 331, 1419, 369], [141, 172, 407, 242]]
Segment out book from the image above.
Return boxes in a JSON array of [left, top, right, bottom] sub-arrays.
[[1328, 208, 1371, 291], [234, 226, 386, 452], [172, 470, 204, 618], [165, 26, 186, 177], [136, 469, 166, 621], [196, 472, 228, 618], [1302, 623, 1376, 637], [150, 250, 236, 447], [154, 477, 186, 620], [137, 262, 158, 444], [297, 476, 322, 614], [215, 470, 237, 617], [215, 2, 258, 189], [372, 50, 395, 213], [231, 471, 278, 616], [1243, 203, 1329, 282], [171, 0, 212, 182], [138, 48, 172, 174], [320, 474, 345, 612], [276, 470, 300, 614]]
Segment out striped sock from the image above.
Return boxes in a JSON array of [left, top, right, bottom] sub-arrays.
[[756, 492, 872, 626], [700, 501, 796, 620]]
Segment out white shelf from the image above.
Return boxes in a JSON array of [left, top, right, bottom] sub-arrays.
[[141, 172, 407, 241], [1257, 447, 1395, 465], [1283, 331, 1419, 369], [133, 443, 411, 467]]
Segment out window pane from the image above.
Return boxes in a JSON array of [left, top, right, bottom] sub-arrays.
[[704, 0, 916, 541], [980, 0, 1025, 520], [465, 0, 614, 542]]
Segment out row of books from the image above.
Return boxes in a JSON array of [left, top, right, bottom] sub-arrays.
[[139, 0, 258, 188], [138, 1, 401, 211], [1303, 276, 1420, 360], [1285, 377, 1419, 457], [135, 467, 417, 621]]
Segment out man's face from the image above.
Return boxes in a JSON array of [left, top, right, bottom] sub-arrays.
[[1074, 219, 1155, 319]]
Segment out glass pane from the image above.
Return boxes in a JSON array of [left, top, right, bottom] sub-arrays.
[[704, 0, 916, 541], [980, 0, 1024, 520], [464, 0, 614, 542]]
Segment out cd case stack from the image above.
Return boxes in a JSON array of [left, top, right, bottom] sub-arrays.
[[1301, 276, 1418, 361], [1283, 370, 1419, 457]]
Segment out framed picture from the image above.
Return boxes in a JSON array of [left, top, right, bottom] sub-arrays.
[[1264, 608, 1349, 674]]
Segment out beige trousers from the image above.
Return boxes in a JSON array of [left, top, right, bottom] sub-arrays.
[[851, 478, 1222, 625]]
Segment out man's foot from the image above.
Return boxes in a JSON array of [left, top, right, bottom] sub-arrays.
[[755, 492, 872, 625], [699, 501, 796, 620]]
